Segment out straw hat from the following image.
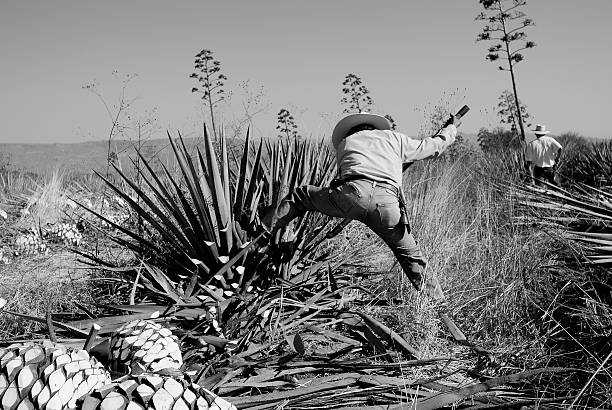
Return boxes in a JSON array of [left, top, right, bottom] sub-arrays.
[[331, 112, 391, 148], [533, 124, 550, 135]]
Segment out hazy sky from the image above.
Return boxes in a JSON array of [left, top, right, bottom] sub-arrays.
[[1, 0, 611, 144]]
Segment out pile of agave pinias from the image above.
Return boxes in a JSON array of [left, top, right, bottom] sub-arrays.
[[0, 128, 588, 409]]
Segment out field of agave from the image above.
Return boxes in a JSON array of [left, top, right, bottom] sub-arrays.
[[0, 128, 611, 409]]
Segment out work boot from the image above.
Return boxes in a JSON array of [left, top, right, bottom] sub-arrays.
[[423, 275, 445, 302], [403, 262, 446, 301]]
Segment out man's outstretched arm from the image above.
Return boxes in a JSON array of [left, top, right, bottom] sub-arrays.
[[400, 123, 458, 163]]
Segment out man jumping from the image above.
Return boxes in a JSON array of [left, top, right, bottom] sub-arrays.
[[263, 112, 458, 301]]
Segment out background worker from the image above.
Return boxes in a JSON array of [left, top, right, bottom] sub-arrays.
[[525, 124, 563, 186], [263, 112, 458, 301]]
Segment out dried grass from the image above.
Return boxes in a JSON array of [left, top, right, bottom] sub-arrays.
[[0, 251, 94, 339], [15, 170, 72, 229]]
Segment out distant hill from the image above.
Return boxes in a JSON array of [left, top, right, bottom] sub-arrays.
[[0, 132, 479, 176], [1, 140, 113, 175], [0, 138, 213, 176]]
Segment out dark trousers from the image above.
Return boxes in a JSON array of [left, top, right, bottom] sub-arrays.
[[534, 166, 556, 186]]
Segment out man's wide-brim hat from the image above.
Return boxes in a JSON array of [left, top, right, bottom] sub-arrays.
[[533, 124, 550, 135], [331, 112, 391, 148]]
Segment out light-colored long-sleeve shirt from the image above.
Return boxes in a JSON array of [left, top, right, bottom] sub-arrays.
[[335, 125, 457, 188], [525, 136, 563, 167]]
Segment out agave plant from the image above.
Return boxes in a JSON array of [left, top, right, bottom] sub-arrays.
[[78, 127, 341, 304], [554, 139, 612, 187]]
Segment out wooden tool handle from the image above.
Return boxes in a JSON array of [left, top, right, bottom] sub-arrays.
[[455, 104, 470, 120]]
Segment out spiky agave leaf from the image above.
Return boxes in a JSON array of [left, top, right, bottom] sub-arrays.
[[559, 139, 612, 186], [256, 137, 338, 280], [78, 131, 255, 297]]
